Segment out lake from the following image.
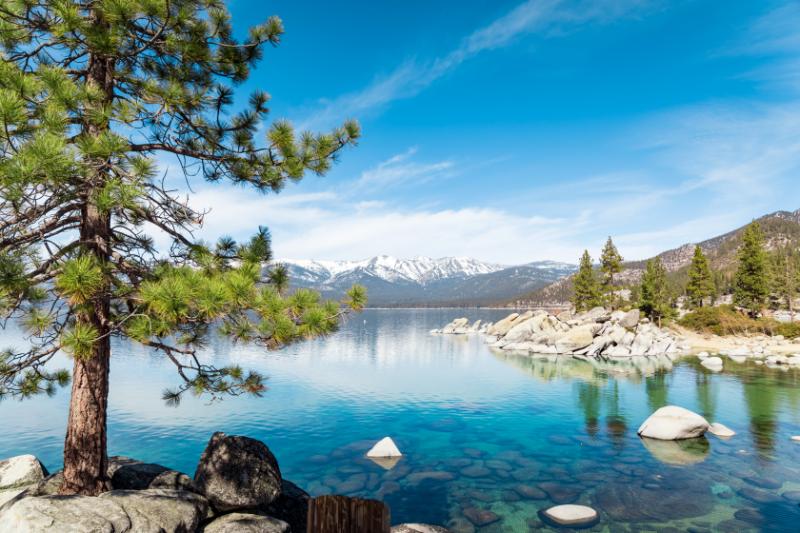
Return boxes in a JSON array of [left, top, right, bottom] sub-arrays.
[[2, 308, 800, 531]]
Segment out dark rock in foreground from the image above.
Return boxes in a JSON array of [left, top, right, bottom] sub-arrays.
[[194, 431, 283, 513]]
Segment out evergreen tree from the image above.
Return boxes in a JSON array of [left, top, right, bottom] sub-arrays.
[[0, 1, 363, 495], [572, 250, 601, 312], [639, 257, 672, 326], [769, 246, 799, 313], [733, 222, 769, 316], [685, 245, 714, 308], [599, 236, 623, 308]]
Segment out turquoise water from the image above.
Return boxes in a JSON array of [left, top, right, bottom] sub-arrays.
[[3, 309, 800, 531]]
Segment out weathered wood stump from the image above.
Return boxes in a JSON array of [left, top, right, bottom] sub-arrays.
[[307, 495, 390, 533]]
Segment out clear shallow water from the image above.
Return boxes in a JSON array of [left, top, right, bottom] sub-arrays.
[[2, 309, 800, 531]]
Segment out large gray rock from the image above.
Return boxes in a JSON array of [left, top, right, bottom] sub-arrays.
[[637, 406, 710, 440], [619, 309, 640, 329], [108, 456, 196, 492], [0, 455, 48, 490], [486, 313, 519, 336], [0, 495, 131, 533], [554, 324, 595, 354], [100, 489, 208, 532], [202, 513, 289, 533], [194, 432, 282, 512], [630, 333, 654, 355]]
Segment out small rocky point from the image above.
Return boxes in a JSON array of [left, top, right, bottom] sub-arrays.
[[433, 307, 687, 359], [0, 432, 447, 532]]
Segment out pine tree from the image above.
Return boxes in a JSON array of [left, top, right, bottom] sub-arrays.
[[639, 258, 672, 326], [769, 246, 799, 313], [0, 2, 363, 495], [685, 245, 714, 308], [599, 236, 623, 308], [733, 222, 769, 316], [572, 250, 601, 312]]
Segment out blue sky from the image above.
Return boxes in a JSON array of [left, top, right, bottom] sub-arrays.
[[177, 0, 800, 264]]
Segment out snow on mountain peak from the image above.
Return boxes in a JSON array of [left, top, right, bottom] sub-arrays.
[[278, 255, 505, 285]]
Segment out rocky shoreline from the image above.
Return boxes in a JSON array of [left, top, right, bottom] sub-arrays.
[[433, 307, 800, 365], [0, 433, 445, 533]]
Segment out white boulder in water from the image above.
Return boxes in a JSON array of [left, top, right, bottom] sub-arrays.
[[541, 504, 599, 527], [708, 422, 735, 438], [366, 437, 402, 458], [637, 405, 710, 440], [700, 356, 723, 371]]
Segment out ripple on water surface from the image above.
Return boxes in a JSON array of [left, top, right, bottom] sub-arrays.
[[2, 309, 800, 531]]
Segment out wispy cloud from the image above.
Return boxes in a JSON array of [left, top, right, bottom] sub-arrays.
[[299, 0, 655, 129], [355, 147, 456, 191]]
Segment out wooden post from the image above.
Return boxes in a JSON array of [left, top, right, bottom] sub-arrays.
[[307, 495, 390, 533]]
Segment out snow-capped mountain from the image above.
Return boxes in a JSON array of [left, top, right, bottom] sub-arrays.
[[281, 255, 504, 285], [271, 255, 575, 307]]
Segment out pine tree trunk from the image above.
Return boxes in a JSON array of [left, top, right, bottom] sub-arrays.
[[61, 334, 111, 495], [61, 200, 113, 496], [60, 39, 115, 495]]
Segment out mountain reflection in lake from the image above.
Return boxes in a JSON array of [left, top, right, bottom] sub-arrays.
[[2, 309, 800, 531]]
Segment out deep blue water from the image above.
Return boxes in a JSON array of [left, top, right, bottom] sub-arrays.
[[3, 309, 800, 531]]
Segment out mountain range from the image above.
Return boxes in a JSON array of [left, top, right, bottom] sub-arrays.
[[275, 208, 800, 308], [276, 256, 576, 307]]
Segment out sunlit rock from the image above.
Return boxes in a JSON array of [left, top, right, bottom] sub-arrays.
[[708, 422, 736, 438], [637, 405, 710, 440], [0, 455, 48, 491], [366, 437, 402, 458], [540, 504, 599, 527], [701, 356, 723, 371]]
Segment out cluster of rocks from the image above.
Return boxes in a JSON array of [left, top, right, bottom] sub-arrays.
[[698, 348, 800, 372], [0, 433, 442, 533], [434, 307, 689, 358]]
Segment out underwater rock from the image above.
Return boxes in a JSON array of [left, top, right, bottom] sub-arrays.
[[641, 437, 709, 466], [461, 507, 500, 527]]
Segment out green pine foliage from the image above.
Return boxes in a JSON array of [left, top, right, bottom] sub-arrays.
[[768, 245, 800, 313], [572, 250, 602, 312], [599, 236, 623, 308], [0, 5, 363, 402], [639, 257, 673, 324], [685, 245, 714, 308], [733, 222, 769, 315]]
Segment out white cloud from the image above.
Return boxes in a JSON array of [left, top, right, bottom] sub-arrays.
[[355, 147, 456, 190], [298, 0, 655, 129]]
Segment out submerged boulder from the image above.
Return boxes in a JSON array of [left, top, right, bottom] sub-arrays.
[[194, 432, 282, 512], [637, 406, 710, 440]]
